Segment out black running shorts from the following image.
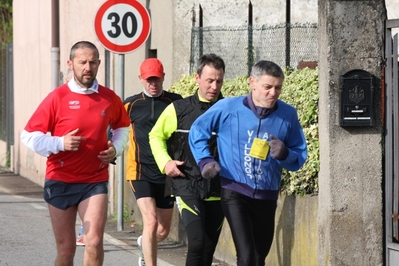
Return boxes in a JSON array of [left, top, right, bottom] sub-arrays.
[[44, 178, 108, 210], [129, 180, 175, 209]]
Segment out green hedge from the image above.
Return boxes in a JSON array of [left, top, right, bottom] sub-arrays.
[[169, 68, 319, 196]]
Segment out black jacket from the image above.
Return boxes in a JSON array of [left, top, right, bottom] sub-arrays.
[[167, 91, 223, 199], [124, 91, 182, 183]]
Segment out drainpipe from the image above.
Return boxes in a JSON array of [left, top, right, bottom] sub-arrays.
[[381, 62, 386, 128], [51, 0, 60, 90]]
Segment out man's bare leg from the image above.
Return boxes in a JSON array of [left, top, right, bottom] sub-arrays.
[[137, 197, 173, 266], [48, 204, 78, 266], [78, 193, 108, 266], [156, 207, 173, 242]]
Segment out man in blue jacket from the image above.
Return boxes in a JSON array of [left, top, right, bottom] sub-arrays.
[[189, 60, 307, 266]]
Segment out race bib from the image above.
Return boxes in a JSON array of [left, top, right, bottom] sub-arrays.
[[249, 137, 269, 160]]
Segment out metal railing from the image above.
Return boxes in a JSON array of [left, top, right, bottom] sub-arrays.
[[0, 42, 13, 150]]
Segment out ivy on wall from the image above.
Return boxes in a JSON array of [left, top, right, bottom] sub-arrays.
[[169, 67, 319, 196], [0, 0, 12, 42]]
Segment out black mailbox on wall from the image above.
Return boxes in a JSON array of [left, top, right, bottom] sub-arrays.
[[339, 69, 375, 127]]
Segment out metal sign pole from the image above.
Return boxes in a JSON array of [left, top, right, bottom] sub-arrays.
[[94, 0, 151, 233], [117, 54, 125, 231]]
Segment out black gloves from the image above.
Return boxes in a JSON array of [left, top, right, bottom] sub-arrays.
[[269, 135, 288, 160], [201, 161, 221, 179]]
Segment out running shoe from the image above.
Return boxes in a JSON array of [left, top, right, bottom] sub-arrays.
[[76, 235, 85, 246], [137, 235, 145, 266]]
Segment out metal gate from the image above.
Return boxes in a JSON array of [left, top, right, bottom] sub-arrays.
[[385, 19, 399, 264]]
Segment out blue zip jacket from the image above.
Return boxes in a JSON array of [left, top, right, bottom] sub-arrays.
[[189, 95, 307, 200]]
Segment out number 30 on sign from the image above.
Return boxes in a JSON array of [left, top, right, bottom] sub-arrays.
[[94, 0, 151, 54]]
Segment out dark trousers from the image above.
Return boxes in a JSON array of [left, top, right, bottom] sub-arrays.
[[178, 197, 224, 266], [221, 188, 277, 266]]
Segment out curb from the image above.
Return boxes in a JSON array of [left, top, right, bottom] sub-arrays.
[[103, 233, 176, 266]]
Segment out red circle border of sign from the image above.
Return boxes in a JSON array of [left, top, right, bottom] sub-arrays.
[[94, 0, 151, 54]]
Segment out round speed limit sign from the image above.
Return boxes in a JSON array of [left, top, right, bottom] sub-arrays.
[[94, 0, 151, 54]]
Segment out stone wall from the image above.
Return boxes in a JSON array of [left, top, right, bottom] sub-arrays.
[[317, 1, 385, 265], [214, 195, 319, 266]]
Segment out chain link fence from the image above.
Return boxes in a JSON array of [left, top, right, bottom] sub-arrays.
[[190, 23, 318, 79]]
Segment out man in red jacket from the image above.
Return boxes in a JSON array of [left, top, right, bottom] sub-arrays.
[[21, 41, 130, 266]]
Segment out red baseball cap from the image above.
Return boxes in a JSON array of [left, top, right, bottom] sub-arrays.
[[140, 58, 164, 79]]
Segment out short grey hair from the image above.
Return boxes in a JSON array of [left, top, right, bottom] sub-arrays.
[[250, 60, 284, 80]]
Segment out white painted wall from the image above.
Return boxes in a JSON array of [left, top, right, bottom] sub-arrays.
[[14, 1, 52, 184]]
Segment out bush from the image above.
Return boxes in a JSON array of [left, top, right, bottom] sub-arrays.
[[169, 68, 319, 196], [280, 68, 319, 196]]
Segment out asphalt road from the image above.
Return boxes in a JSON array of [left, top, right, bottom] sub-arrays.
[[0, 169, 230, 266], [0, 171, 176, 266]]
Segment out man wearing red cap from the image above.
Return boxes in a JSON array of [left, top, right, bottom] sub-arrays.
[[124, 58, 182, 266]]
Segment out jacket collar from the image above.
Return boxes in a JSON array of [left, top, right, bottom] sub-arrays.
[[243, 92, 278, 119]]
